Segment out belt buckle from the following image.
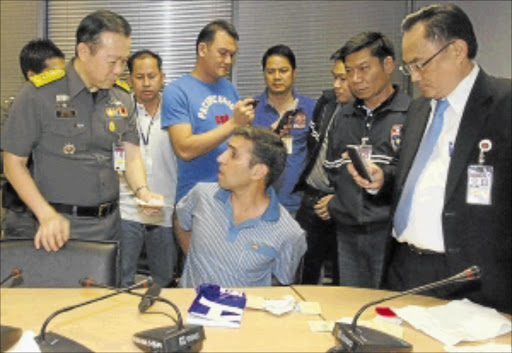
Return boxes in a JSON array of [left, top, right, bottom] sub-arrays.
[[98, 203, 109, 217]]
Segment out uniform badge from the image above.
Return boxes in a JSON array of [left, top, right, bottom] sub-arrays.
[[55, 94, 77, 119], [105, 99, 128, 119], [63, 143, 76, 154], [292, 111, 307, 129], [390, 124, 403, 152]]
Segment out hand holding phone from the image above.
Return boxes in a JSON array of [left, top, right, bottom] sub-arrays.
[[346, 145, 373, 182], [247, 99, 259, 108]]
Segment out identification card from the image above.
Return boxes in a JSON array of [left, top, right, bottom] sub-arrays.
[[359, 144, 373, 160], [113, 143, 126, 172], [466, 165, 493, 205], [282, 135, 293, 154]]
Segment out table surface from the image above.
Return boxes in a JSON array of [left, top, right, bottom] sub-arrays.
[[292, 285, 512, 352], [1, 286, 511, 352]]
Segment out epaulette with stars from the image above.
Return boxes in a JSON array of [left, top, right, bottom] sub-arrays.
[[29, 69, 65, 88], [115, 79, 131, 93]]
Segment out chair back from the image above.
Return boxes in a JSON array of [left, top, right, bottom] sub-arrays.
[[0, 238, 120, 287]]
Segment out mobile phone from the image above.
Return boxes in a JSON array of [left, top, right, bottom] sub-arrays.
[[248, 99, 259, 108], [346, 145, 373, 182]]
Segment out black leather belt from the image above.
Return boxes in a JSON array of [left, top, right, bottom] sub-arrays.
[[50, 201, 118, 218], [400, 241, 443, 255]]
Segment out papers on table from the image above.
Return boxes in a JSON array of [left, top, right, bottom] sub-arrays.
[[393, 299, 512, 346], [8, 330, 41, 353]]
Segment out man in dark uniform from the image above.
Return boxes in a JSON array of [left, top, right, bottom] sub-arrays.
[[1, 10, 162, 252]]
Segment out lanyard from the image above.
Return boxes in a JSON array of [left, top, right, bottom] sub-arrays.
[[134, 96, 159, 146], [138, 118, 155, 146]]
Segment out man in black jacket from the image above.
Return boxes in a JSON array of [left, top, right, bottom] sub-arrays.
[[294, 51, 353, 284], [325, 32, 411, 288]]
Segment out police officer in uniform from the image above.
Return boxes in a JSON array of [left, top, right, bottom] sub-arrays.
[[1, 10, 162, 253]]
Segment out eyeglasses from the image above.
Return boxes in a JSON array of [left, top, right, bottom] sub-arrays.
[[399, 41, 454, 76]]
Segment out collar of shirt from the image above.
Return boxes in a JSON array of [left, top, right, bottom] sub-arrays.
[[262, 88, 299, 116], [133, 93, 162, 121], [214, 186, 280, 223], [432, 62, 480, 116], [67, 58, 108, 101], [350, 85, 407, 118]]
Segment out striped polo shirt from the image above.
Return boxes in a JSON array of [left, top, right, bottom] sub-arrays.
[[177, 183, 307, 288]]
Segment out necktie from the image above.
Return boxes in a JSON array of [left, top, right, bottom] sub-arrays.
[[394, 99, 449, 236]]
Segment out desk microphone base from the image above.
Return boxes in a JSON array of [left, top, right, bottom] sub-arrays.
[[331, 322, 412, 352], [1, 325, 23, 352], [34, 332, 93, 352], [133, 324, 205, 352]]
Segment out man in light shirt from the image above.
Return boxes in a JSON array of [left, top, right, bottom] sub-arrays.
[[347, 4, 511, 313], [119, 50, 177, 287], [175, 126, 306, 288]]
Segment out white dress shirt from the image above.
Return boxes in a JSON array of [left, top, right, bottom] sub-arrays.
[[119, 95, 177, 227], [396, 64, 480, 252]]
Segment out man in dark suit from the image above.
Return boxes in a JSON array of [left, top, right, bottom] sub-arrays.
[[347, 3, 511, 313]]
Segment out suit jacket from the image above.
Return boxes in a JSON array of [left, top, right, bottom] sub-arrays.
[[293, 89, 339, 193], [382, 69, 511, 313]]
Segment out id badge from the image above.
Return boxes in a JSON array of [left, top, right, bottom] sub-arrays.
[[359, 144, 373, 160], [113, 143, 126, 172], [466, 165, 493, 205], [282, 135, 293, 154]]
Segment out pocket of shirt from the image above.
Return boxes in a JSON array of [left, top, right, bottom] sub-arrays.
[[236, 243, 277, 285], [45, 120, 87, 155]]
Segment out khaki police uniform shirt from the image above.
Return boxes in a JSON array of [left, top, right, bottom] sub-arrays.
[[0, 60, 139, 207]]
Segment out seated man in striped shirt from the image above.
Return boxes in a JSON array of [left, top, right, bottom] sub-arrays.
[[175, 126, 307, 287]]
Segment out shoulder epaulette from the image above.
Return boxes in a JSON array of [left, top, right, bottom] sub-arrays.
[[115, 79, 131, 93], [29, 69, 65, 87]]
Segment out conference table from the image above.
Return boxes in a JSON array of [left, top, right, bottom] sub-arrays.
[[1, 285, 511, 352]]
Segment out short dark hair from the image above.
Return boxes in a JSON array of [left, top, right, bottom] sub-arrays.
[[261, 44, 296, 70], [19, 39, 65, 81], [337, 32, 395, 63], [401, 3, 477, 59], [196, 19, 239, 55], [233, 126, 287, 187], [127, 50, 162, 74], [76, 10, 131, 55]]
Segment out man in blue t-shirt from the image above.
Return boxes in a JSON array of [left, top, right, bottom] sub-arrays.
[[161, 20, 256, 202], [253, 45, 316, 215]]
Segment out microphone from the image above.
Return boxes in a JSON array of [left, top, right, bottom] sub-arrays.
[[1, 268, 23, 352], [81, 278, 205, 352], [329, 266, 481, 352], [0, 268, 22, 286], [34, 277, 152, 352], [139, 283, 162, 313]]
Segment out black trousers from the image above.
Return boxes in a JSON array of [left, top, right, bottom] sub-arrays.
[[295, 186, 339, 285]]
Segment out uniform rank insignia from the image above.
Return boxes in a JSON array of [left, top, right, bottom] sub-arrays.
[[390, 124, 403, 152], [115, 79, 131, 93], [55, 94, 77, 118], [63, 143, 76, 154], [30, 69, 65, 87]]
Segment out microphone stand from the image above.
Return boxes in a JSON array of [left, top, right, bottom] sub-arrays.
[[329, 266, 481, 352], [34, 278, 152, 352], [82, 279, 205, 352]]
